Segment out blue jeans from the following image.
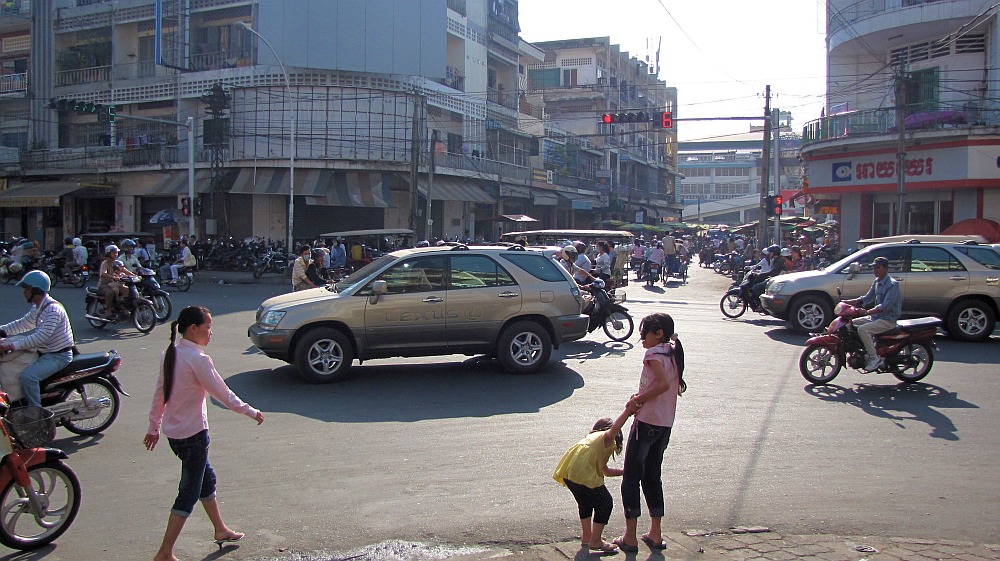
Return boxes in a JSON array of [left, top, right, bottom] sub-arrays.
[[620, 420, 672, 520], [20, 351, 72, 407], [167, 430, 216, 517]]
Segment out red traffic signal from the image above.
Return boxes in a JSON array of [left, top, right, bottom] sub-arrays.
[[602, 113, 614, 124], [661, 111, 673, 128], [774, 195, 783, 215], [181, 197, 190, 216], [599, 112, 652, 124]]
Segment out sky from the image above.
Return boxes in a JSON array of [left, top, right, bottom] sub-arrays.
[[518, 0, 830, 142]]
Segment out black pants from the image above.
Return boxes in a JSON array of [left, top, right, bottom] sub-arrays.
[[565, 479, 614, 525], [620, 420, 672, 520]]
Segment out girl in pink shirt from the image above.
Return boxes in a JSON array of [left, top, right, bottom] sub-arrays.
[[145, 306, 264, 561], [613, 313, 686, 553]]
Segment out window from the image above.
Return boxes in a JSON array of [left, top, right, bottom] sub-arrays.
[[904, 67, 939, 115], [528, 68, 560, 90], [500, 253, 568, 282], [955, 247, 1000, 270], [450, 256, 516, 289], [841, 247, 907, 274], [909, 247, 964, 272], [376, 256, 445, 294]]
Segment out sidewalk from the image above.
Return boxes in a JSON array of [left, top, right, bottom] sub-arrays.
[[195, 268, 289, 286], [449, 528, 1000, 561]]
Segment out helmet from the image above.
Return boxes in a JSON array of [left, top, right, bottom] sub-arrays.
[[780, 247, 792, 257], [8, 262, 23, 274], [72, 238, 82, 246], [113, 259, 125, 269], [105, 244, 120, 255], [573, 240, 587, 253], [656, 242, 663, 248], [562, 245, 578, 262], [766, 244, 780, 255], [16, 270, 50, 292], [416, 240, 430, 248], [590, 278, 606, 290], [121, 239, 136, 249]]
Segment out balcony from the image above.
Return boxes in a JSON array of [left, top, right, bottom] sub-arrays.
[[801, 104, 1000, 147], [113, 61, 157, 81], [21, 145, 208, 171], [56, 65, 110, 87], [436, 66, 465, 92], [447, 0, 466, 17], [0, 72, 27, 95], [436, 151, 531, 181], [190, 50, 252, 72], [830, 0, 959, 35], [487, 87, 518, 111]]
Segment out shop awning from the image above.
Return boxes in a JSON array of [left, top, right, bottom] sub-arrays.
[[417, 176, 495, 203], [0, 181, 85, 207], [558, 191, 600, 210], [231, 169, 393, 207], [145, 170, 215, 196], [532, 189, 558, 206], [499, 183, 531, 199]]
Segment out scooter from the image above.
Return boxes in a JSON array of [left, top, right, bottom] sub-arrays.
[[83, 278, 157, 333], [645, 262, 661, 286], [0, 396, 80, 550], [799, 302, 940, 385], [46, 255, 89, 288], [719, 271, 767, 318], [582, 279, 634, 342]]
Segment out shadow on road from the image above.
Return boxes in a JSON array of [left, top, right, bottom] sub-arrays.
[[932, 336, 1000, 364], [225, 359, 585, 423], [804, 382, 978, 440], [561, 339, 635, 361]]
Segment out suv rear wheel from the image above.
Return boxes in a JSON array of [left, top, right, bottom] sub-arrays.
[[947, 300, 996, 342], [497, 321, 552, 375], [295, 328, 354, 383], [789, 296, 832, 334]]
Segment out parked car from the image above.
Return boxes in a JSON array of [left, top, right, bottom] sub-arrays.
[[760, 240, 1000, 341], [248, 244, 590, 383]]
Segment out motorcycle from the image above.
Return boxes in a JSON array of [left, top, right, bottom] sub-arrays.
[[0, 399, 80, 550], [582, 279, 634, 342], [252, 247, 290, 279], [720, 271, 767, 318], [799, 302, 940, 385], [83, 277, 157, 333], [645, 262, 661, 286], [136, 267, 171, 323], [47, 255, 89, 288]]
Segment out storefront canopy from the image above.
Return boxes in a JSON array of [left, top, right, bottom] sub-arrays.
[[0, 181, 85, 207], [231, 168, 394, 208], [417, 176, 495, 204]]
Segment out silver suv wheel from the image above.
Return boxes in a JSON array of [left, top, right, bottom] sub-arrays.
[[295, 328, 354, 383], [791, 296, 831, 333], [948, 301, 996, 342], [497, 321, 552, 375]]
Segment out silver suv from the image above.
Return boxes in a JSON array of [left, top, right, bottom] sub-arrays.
[[760, 241, 1000, 341], [248, 245, 590, 382]]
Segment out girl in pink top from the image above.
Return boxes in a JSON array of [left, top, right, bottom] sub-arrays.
[[613, 313, 686, 553], [144, 306, 264, 561]]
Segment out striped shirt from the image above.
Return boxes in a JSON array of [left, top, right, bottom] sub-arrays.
[[1, 295, 75, 353]]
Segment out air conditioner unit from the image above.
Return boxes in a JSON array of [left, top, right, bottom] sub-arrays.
[[546, 170, 554, 184]]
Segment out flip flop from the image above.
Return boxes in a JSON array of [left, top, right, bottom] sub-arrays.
[[589, 542, 619, 555], [640, 535, 668, 550], [214, 532, 245, 549], [612, 538, 639, 553]]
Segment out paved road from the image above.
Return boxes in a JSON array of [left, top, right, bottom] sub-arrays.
[[0, 265, 996, 560]]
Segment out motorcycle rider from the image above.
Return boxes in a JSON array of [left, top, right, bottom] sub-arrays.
[[631, 239, 645, 280], [647, 241, 665, 281], [842, 256, 901, 371], [120, 239, 143, 273], [98, 245, 130, 315], [561, 245, 596, 286], [0, 271, 76, 407], [571, 241, 593, 285], [750, 245, 786, 300], [71, 237, 88, 270]]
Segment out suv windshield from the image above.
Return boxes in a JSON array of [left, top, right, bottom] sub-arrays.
[[334, 255, 397, 292]]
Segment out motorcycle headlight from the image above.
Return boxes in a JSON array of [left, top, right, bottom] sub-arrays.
[[766, 281, 786, 294], [258, 310, 286, 330]]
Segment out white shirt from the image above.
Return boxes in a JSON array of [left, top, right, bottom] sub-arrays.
[[573, 254, 592, 282], [595, 252, 612, 275]]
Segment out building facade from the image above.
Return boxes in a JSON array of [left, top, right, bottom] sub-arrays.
[[801, 0, 1000, 249]]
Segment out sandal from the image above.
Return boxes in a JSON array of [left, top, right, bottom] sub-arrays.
[[641, 535, 668, 550], [589, 542, 619, 554], [612, 538, 639, 553]]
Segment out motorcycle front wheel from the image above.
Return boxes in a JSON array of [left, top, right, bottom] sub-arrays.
[[133, 304, 157, 333], [0, 460, 81, 550], [602, 310, 634, 342], [86, 300, 106, 329], [253, 263, 265, 279], [62, 378, 120, 436], [799, 344, 843, 385], [152, 293, 172, 323], [720, 294, 747, 318], [72, 273, 87, 288], [892, 342, 933, 383], [176, 274, 192, 292]]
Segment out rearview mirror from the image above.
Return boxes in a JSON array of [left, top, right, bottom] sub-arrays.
[[847, 262, 861, 280], [369, 280, 387, 304]]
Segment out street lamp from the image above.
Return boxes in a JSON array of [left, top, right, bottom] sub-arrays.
[[236, 21, 295, 251]]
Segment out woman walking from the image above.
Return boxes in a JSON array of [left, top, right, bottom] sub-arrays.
[[145, 306, 265, 561]]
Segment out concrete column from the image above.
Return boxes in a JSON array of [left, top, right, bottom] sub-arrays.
[[30, 2, 57, 148]]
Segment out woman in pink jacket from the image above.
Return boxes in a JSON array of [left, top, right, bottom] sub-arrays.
[[145, 306, 265, 561]]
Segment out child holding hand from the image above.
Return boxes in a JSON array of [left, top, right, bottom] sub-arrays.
[[553, 406, 636, 554]]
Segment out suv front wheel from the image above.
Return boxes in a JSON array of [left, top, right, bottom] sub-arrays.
[[497, 321, 552, 375], [295, 328, 354, 383], [947, 300, 996, 342], [789, 296, 832, 334]]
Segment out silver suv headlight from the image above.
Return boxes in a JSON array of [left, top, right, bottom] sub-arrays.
[[258, 310, 286, 330], [766, 280, 787, 295]]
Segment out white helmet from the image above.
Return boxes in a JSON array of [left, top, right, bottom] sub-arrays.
[[562, 245, 578, 262], [590, 278, 606, 290], [72, 237, 82, 246], [105, 244, 120, 255], [780, 247, 792, 257]]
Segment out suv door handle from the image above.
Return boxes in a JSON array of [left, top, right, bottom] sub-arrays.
[[949, 275, 967, 281], [422, 296, 444, 303], [498, 291, 520, 298]]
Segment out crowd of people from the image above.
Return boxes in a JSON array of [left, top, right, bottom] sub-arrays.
[[696, 229, 839, 274]]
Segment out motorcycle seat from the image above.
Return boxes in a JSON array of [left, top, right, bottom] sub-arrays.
[[897, 317, 942, 331], [85, 286, 99, 294], [55, 352, 112, 375]]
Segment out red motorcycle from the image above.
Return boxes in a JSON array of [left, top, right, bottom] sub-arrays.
[[799, 302, 940, 385]]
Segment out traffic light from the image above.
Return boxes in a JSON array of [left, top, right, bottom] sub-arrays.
[[765, 195, 775, 215], [48, 98, 116, 122], [194, 197, 203, 217], [181, 197, 190, 217], [773, 195, 783, 216], [599, 111, 651, 124], [660, 111, 673, 128]]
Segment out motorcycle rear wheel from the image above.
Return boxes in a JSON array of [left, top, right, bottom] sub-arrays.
[[253, 264, 265, 279], [891, 342, 933, 383], [602, 310, 634, 342], [720, 294, 748, 318], [0, 460, 81, 550], [86, 300, 107, 329], [799, 344, 842, 385], [72, 274, 87, 288], [63, 378, 120, 436], [133, 304, 157, 333], [176, 274, 192, 292]]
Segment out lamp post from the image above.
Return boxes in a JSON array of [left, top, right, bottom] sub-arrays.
[[237, 21, 295, 250]]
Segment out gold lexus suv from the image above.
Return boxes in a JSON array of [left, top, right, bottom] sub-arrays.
[[249, 245, 590, 383]]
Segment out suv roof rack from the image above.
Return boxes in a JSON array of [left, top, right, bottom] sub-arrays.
[[506, 245, 526, 251], [905, 239, 922, 243], [961, 240, 980, 245], [449, 244, 469, 251]]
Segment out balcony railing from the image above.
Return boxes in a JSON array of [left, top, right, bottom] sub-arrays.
[[487, 87, 518, 111], [0, 72, 27, 94], [190, 50, 252, 72], [113, 61, 157, 81], [438, 66, 465, 92], [21, 145, 208, 171], [447, 0, 466, 16], [830, 0, 951, 35], [436, 151, 530, 181], [55, 65, 111, 86], [802, 103, 1000, 146]]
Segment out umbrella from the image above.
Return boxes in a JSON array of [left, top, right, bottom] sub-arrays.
[[149, 209, 176, 225]]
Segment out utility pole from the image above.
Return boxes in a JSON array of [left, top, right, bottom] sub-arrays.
[[201, 83, 230, 238], [409, 92, 423, 235], [758, 85, 771, 246], [772, 108, 781, 245], [894, 68, 908, 235], [426, 129, 437, 240]]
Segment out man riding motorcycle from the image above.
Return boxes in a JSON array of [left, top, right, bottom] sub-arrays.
[[98, 245, 132, 314], [119, 239, 143, 273], [0, 271, 76, 407], [842, 256, 902, 371], [750, 245, 786, 300]]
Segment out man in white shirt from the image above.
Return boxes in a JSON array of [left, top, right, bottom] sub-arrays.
[[572, 241, 592, 285]]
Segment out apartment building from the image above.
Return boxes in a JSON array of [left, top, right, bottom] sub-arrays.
[[0, 0, 639, 249], [801, 0, 1000, 249]]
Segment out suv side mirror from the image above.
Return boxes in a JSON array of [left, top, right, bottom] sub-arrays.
[[369, 280, 387, 304], [847, 262, 861, 280]]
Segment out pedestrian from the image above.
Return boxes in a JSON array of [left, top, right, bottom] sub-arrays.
[[553, 407, 636, 554], [614, 312, 686, 553], [145, 306, 264, 561]]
